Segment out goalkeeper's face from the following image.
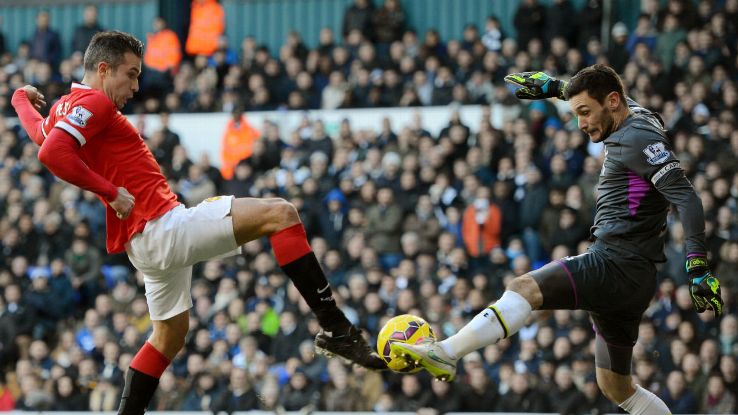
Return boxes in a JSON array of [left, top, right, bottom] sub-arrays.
[[570, 91, 617, 143]]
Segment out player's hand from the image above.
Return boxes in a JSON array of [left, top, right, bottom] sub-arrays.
[[504, 71, 568, 100], [19, 85, 47, 110], [686, 257, 723, 317], [110, 187, 135, 220]]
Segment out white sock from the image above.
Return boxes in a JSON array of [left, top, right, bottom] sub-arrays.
[[619, 385, 671, 415], [440, 291, 532, 359]]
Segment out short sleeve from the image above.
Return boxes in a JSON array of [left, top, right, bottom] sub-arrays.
[[620, 125, 682, 188], [53, 92, 113, 146]]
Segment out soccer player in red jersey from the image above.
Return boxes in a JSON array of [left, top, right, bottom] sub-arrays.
[[11, 31, 385, 414]]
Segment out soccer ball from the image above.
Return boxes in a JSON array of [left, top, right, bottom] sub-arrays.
[[377, 314, 436, 373]]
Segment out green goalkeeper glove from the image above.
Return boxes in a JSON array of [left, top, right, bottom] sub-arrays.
[[686, 256, 723, 317], [504, 71, 568, 100]]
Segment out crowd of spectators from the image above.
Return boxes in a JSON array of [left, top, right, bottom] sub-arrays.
[[1, 0, 738, 413]]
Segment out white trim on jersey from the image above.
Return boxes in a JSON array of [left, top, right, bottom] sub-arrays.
[[55, 121, 87, 146], [41, 118, 49, 139], [71, 82, 91, 90]]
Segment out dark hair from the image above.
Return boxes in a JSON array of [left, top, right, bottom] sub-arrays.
[[565, 64, 625, 104], [83, 31, 143, 72]]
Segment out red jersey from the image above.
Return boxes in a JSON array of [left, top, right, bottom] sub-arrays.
[[44, 83, 179, 253]]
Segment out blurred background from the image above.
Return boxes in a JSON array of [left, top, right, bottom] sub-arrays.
[[0, 0, 737, 413]]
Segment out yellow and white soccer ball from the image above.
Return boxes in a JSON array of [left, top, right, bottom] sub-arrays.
[[377, 314, 436, 373]]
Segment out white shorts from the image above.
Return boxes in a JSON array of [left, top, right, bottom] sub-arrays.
[[126, 196, 240, 321]]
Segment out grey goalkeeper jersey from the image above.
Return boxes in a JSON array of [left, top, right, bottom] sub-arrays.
[[591, 98, 707, 262]]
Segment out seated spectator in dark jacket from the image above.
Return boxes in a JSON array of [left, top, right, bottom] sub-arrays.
[[660, 370, 699, 414], [51, 376, 89, 411], [211, 368, 259, 413], [280, 368, 320, 411], [318, 189, 349, 250], [180, 371, 222, 411], [496, 372, 550, 412]]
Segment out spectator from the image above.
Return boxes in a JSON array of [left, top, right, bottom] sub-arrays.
[[393, 375, 430, 411], [321, 71, 348, 109], [14, 373, 53, 411], [0, 16, 6, 56], [461, 187, 502, 260], [627, 14, 659, 56], [28, 11, 61, 67], [496, 372, 550, 412], [544, 0, 577, 47], [2, 284, 34, 338], [656, 13, 687, 70], [372, 0, 406, 47], [481, 16, 504, 53], [219, 107, 260, 181], [365, 187, 403, 266], [211, 367, 259, 412], [660, 370, 699, 414], [571, 374, 617, 413], [185, 0, 225, 57], [514, 0, 546, 50], [701, 373, 736, 414], [342, 0, 374, 40], [150, 371, 184, 411], [143, 17, 182, 98], [577, 0, 603, 49], [318, 189, 349, 250], [607, 22, 630, 73], [180, 371, 222, 411], [547, 365, 582, 414], [71, 5, 103, 54], [320, 365, 362, 410], [280, 368, 320, 411], [0, 378, 13, 411]]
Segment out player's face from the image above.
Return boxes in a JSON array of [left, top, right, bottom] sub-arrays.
[[569, 91, 616, 143], [103, 52, 141, 109]]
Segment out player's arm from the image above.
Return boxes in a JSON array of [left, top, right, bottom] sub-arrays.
[[10, 86, 48, 145], [653, 165, 723, 317], [38, 128, 119, 201], [626, 132, 723, 316]]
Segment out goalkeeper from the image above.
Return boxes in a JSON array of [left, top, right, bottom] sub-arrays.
[[393, 64, 722, 415]]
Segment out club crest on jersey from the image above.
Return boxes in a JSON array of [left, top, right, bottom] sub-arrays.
[[66, 106, 93, 128], [642, 142, 669, 165]]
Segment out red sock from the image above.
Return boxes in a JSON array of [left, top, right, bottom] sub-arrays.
[[130, 342, 170, 378], [269, 223, 312, 266]]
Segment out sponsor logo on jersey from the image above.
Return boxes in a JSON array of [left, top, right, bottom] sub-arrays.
[[66, 106, 93, 128], [642, 142, 669, 165]]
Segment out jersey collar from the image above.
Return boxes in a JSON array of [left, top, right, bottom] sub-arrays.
[[71, 82, 92, 90]]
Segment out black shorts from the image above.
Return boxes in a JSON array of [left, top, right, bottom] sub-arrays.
[[530, 241, 657, 374]]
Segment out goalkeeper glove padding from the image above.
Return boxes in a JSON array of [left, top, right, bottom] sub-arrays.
[[686, 256, 723, 317], [504, 71, 568, 100]]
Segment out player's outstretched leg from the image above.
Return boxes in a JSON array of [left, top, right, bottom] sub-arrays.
[[230, 197, 385, 370], [118, 311, 188, 414], [393, 275, 539, 380]]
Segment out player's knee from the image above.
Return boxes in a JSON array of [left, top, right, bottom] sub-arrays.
[[506, 274, 543, 308], [150, 313, 189, 358], [270, 198, 300, 229]]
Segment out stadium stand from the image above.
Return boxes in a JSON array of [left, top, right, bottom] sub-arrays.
[[0, 0, 737, 412]]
